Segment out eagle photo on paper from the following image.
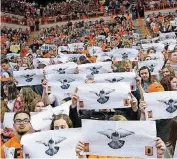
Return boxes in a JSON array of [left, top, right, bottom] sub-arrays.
[[90, 89, 115, 104], [105, 77, 124, 83], [58, 78, 75, 89], [158, 99, 177, 113], [21, 74, 35, 82], [53, 67, 68, 74], [36, 137, 66, 156], [98, 129, 134, 149]]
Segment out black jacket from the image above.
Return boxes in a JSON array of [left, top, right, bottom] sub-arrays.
[[69, 106, 140, 128]]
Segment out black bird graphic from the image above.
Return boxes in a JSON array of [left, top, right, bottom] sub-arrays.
[[90, 89, 115, 104], [53, 67, 68, 74], [98, 129, 134, 149], [92, 49, 96, 55], [158, 99, 177, 113], [68, 57, 78, 62], [147, 64, 156, 72], [21, 74, 35, 82], [36, 137, 66, 156], [87, 66, 102, 75], [105, 77, 124, 83], [165, 35, 169, 39], [58, 78, 75, 89], [122, 52, 128, 60]]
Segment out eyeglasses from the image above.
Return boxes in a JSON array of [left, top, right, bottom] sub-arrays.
[[14, 119, 30, 125], [54, 125, 67, 130]]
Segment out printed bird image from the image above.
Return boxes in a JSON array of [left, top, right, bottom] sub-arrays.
[[87, 66, 102, 74], [147, 64, 156, 72], [36, 137, 66, 156], [58, 78, 75, 89], [21, 74, 35, 82], [122, 52, 129, 60], [92, 49, 96, 55], [98, 129, 134, 149], [105, 77, 124, 83], [68, 57, 78, 62], [54, 67, 68, 74], [90, 89, 115, 104], [158, 99, 177, 113]]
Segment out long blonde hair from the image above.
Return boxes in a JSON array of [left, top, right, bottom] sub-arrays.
[[20, 87, 41, 112]]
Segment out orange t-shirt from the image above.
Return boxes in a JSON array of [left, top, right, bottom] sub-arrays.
[[88, 56, 97, 63], [1, 136, 23, 158]]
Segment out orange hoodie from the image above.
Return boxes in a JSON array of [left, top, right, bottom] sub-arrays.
[[1, 136, 23, 158]]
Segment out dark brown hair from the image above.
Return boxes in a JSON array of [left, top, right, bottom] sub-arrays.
[[167, 116, 177, 155], [13, 110, 31, 122], [50, 114, 73, 130], [139, 66, 152, 84], [4, 81, 19, 100], [160, 75, 176, 91]]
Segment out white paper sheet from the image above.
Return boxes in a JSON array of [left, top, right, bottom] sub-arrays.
[[174, 142, 177, 158], [13, 69, 43, 86], [6, 53, 20, 60], [141, 43, 165, 53], [21, 129, 81, 158], [77, 83, 131, 110], [159, 32, 176, 41], [107, 48, 139, 61], [138, 60, 163, 75], [33, 58, 53, 68], [31, 101, 71, 131], [58, 46, 70, 53], [81, 120, 157, 158], [78, 62, 112, 75], [59, 54, 86, 63], [46, 74, 85, 99], [68, 43, 84, 52], [146, 53, 165, 61], [44, 62, 77, 75], [94, 72, 137, 91], [144, 91, 177, 120], [88, 46, 102, 56]]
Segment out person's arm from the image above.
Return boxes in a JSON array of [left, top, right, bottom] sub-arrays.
[[75, 141, 87, 159], [41, 79, 51, 106], [139, 100, 147, 120], [136, 76, 145, 101], [69, 95, 81, 128], [156, 137, 166, 159]]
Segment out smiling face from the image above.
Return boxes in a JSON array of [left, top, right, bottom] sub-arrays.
[[162, 68, 171, 77], [170, 77, 177, 91], [140, 69, 150, 82]]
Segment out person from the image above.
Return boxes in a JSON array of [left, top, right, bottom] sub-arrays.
[[161, 66, 176, 78], [50, 114, 73, 130], [20, 87, 42, 112], [160, 76, 177, 91], [1, 111, 33, 158], [166, 50, 177, 65], [138, 66, 153, 92], [166, 116, 177, 158], [1, 59, 14, 75], [34, 101, 45, 112], [69, 92, 140, 128], [3, 81, 23, 112], [119, 59, 133, 72]]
